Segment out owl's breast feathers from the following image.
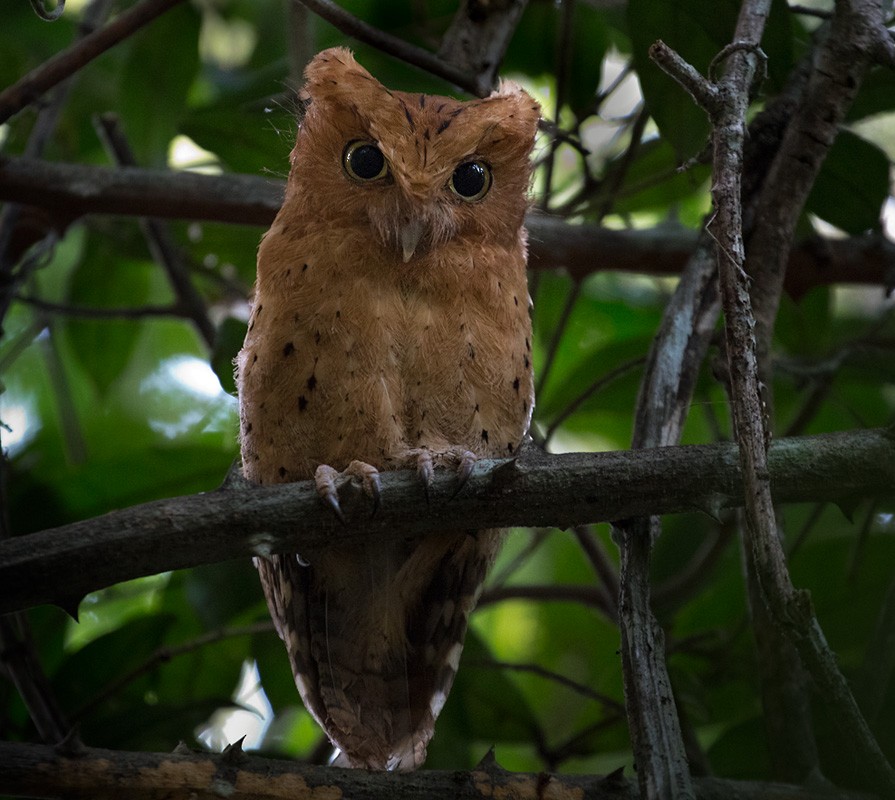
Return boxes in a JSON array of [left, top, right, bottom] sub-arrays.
[[236, 46, 539, 770]]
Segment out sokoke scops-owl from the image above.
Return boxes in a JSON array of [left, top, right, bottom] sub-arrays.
[[237, 47, 539, 770]]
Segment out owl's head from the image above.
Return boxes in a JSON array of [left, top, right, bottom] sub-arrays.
[[286, 48, 540, 266]]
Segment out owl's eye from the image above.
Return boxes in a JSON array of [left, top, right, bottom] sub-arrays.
[[449, 160, 492, 202], [343, 140, 388, 181]]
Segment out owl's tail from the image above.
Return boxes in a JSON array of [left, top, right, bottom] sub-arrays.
[[259, 530, 502, 770]]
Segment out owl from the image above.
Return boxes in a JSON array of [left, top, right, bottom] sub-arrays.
[[236, 47, 539, 770]]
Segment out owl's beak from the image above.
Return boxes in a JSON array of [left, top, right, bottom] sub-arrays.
[[400, 219, 426, 263]]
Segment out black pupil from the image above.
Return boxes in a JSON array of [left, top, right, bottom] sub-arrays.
[[350, 144, 384, 179], [453, 162, 486, 197]]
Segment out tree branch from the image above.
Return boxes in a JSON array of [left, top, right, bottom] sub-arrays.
[[653, 2, 895, 794], [0, 429, 892, 617], [93, 112, 216, 348], [0, 157, 892, 291], [0, 740, 879, 800], [0, 0, 187, 125], [292, 0, 484, 95]]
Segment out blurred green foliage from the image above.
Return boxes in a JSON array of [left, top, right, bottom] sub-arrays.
[[1, 0, 893, 791]]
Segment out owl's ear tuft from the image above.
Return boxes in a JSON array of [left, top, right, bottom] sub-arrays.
[[490, 82, 541, 135], [303, 47, 377, 98], [302, 47, 387, 117]]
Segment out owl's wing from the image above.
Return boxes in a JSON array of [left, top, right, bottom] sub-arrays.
[[255, 554, 329, 731], [257, 529, 502, 770]]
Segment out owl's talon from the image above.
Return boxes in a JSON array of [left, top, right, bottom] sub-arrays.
[[315, 464, 346, 523], [452, 450, 477, 498], [322, 487, 346, 523], [417, 452, 434, 503], [368, 471, 382, 515]]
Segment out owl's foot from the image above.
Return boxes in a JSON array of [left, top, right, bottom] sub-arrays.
[[315, 461, 382, 521], [415, 449, 477, 501]]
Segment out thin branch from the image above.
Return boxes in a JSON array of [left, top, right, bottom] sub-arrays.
[[572, 525, 619, 614], [71, 621, 276, 722], [93, 113, 216, 348], [16, 295, 189, 320], [469, 658, 626, 713], [478, 583, 616, 621], [0, 0, 187, 124], [652, 520, 736, 610], [534, 279, 581, 401], [292, 0, 485, 96], [543, 356, 645, 446], [539, 0, 576, 211], [0, 0, 115, 330]]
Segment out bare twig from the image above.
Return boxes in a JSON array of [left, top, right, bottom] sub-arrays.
[[292, 0, 484, 95], [469, 657, 626, 713], [0, 0, 187, 124], [572, 525, 619, 613], [71, 620, 276, 722], [539, 0, 576, 211], [0, 0, 115, 330], [93, 113, 216, 348], [16, 295, 189, 320], [534, 279, 581, 402], [478, 583, 616, 621], [543, 357, 645, 446]]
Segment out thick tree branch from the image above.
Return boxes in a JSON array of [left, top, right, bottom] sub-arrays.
[[437, 0, 529, 94], [0, 740, 879, 800], [0, 429, 892, 617], [0, 157, 892, 291]]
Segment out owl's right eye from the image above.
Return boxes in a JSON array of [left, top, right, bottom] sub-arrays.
[[343, 141, 388, 181]]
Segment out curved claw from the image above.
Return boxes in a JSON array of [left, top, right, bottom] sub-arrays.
[[368, 470, 382, 516], [417, 451, 434, 503], [315, 465, 346, 523], [343, 460, 382, 516], [451, 450, 477, 499]]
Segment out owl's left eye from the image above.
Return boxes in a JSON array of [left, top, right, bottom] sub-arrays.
[[343, 140, 388, 181], [449, 160, 492, 202]]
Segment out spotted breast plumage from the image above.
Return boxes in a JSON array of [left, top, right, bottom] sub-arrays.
[[236, 47, 539, 770]]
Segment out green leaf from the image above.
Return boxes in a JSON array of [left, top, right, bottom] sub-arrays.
[[627, 0, 792, 160], [53, 613, 176, 703], [846, 67, 895, 122], [118, 3, 202, 166], [181, 106, 290, 174], [61, 237, 153, 396], [505, 4, 608, 119], [806, 130, 888, 234], [627, 0, 725, 160], [607, 137, 711, 216]]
